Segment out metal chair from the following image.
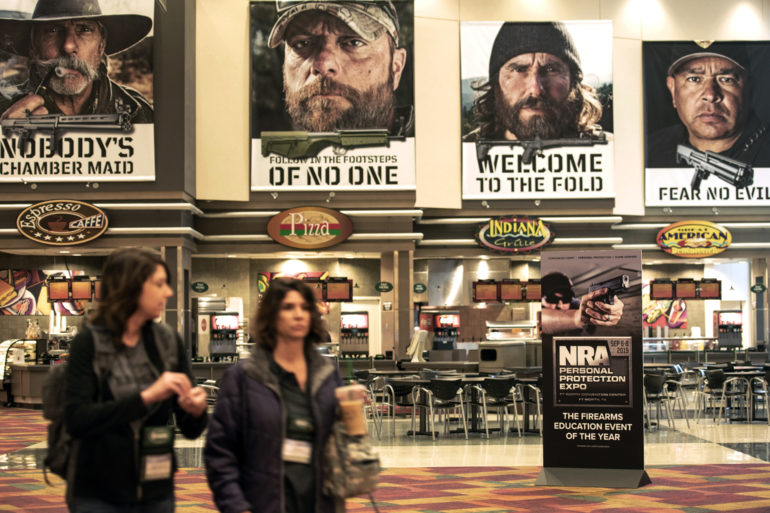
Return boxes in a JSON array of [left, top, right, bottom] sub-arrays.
[[749, 370, 770, 425], [664, 375, 691, 428], [471, 376, 521, 437], [518, 376, 543, 436], [696, 369, 751, 423], [411, 378, 468, 440], [644, 372, 674, 430]]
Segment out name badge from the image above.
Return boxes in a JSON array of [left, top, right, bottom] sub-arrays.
[[141, 453, 173, 481], [282, 439, 312, 464]]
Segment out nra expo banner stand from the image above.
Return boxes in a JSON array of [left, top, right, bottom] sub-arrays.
[[537, 250, 650, 488]]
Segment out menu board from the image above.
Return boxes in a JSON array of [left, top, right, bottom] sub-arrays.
[[675, 280, 696, 299], [699, 280, 721, 299], [473, 281, 498, 302], [525, 281, 541, 301], [500, 280, 522, 301], [650, 280, 673, 300], [48, 281, 70, 301], [326, 280, 352, 302], [71, 280, 93, 300]]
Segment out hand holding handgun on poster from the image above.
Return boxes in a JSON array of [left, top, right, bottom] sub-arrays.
[[581, 275, 628, 327]]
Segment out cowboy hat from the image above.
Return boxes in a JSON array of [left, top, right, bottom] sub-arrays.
[[0, 0, 152, 57]]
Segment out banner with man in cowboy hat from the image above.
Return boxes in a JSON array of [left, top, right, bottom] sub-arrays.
[[0, 0, 155, 183]]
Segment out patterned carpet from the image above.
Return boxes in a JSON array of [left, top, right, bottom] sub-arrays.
[[3, 408, 770, 512], [3, 465, 770, 512]]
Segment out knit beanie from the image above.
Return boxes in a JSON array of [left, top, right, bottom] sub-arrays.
[[488, 22, 581, 82]]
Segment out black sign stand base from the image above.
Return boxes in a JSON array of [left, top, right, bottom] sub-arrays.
[[536, 467, 651, 488]]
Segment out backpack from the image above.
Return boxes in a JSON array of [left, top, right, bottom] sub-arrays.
[[41, 322, 179, 485], [322, 414, 381, 512]]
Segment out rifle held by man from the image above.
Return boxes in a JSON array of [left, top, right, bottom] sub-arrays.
[[475, 132, 608, 168], [261, 129, 400, 159]]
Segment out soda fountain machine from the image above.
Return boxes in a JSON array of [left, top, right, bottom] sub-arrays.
[[340, 311, 369, 356], [714, 310, 743, 349]]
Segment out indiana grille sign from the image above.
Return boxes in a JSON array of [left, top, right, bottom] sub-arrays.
[[476, 216, 554, 253], [267, 207, 353, 249], [17, 200, 108, 246]]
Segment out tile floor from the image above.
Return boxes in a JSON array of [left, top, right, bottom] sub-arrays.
[[2, 393, 769, 471]]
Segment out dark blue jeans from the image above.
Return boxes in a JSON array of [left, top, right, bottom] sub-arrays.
[[69, 495, 174, 513]]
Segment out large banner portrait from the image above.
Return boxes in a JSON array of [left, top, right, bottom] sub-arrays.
[[250, 0, 415, 192], [461, 21, 614, 200], [0, 0, 155, 183], [644, 41, 770, 206]]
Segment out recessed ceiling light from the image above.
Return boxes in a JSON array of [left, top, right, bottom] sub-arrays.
[[59, 250, 70, 254]]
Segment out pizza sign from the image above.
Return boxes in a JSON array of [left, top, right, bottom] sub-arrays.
[[267, 207, 353, 249]]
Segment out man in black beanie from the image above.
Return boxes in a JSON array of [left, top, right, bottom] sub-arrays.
[[465, 22, 604, 142]]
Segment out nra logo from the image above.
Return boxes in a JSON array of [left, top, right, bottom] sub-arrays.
[[559, 345, 609, 366], [267, 207, 353, 249], [657, 220, 731, 258], [476, 216, 553, 253], [17, 200, 108, 246]]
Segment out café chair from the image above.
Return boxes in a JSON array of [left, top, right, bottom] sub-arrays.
[[411, 378, 468, 440], [644, 373, 674, 430], [385, 376, 420, 430], [696, 369, 750, 423], [470, 376, 521, 437], [749, 370, 770, 425], [664, 375, 691, 428], [518, 376, 543, 436]]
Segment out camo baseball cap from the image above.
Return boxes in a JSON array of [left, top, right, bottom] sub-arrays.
[[268, 1, 399, 48]]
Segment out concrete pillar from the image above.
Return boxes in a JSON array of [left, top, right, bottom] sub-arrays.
[[752, 258, 768, 348], [395, 250, 414, 359], [380, 252, 395, 357], [162, 245, 192, 356]]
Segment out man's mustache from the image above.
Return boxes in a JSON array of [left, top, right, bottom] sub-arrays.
[[36, 56, 98, 81], [515, 95, 560, 115], [296, 77, 362, 104]]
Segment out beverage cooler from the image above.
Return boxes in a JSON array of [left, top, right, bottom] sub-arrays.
[[714, 310, 743, 349], [340, 311, 369, 356]]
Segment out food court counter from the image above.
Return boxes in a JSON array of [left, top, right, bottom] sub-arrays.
[[9, 364, 50, 405]]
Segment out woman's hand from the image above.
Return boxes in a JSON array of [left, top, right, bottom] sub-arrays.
[[140, 371, 192, 406], [178, 386, 208, 417]]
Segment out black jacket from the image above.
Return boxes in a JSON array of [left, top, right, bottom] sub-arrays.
[[64, 322, 206, 504], [204, 345, 342, 513]]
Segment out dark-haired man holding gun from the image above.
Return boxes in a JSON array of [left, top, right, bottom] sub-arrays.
[[647, 42, 770, 170]]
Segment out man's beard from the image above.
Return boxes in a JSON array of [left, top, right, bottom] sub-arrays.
[[32, 56, 100, 96], [284, 75, 396, 132], [495, 87, 581, 140]]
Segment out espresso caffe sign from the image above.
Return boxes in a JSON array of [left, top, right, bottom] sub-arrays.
[[17, 200, 108, 246], [476, 216, 554, 253], [656, 220, 731, 258], [267, 207, 353, 249]]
